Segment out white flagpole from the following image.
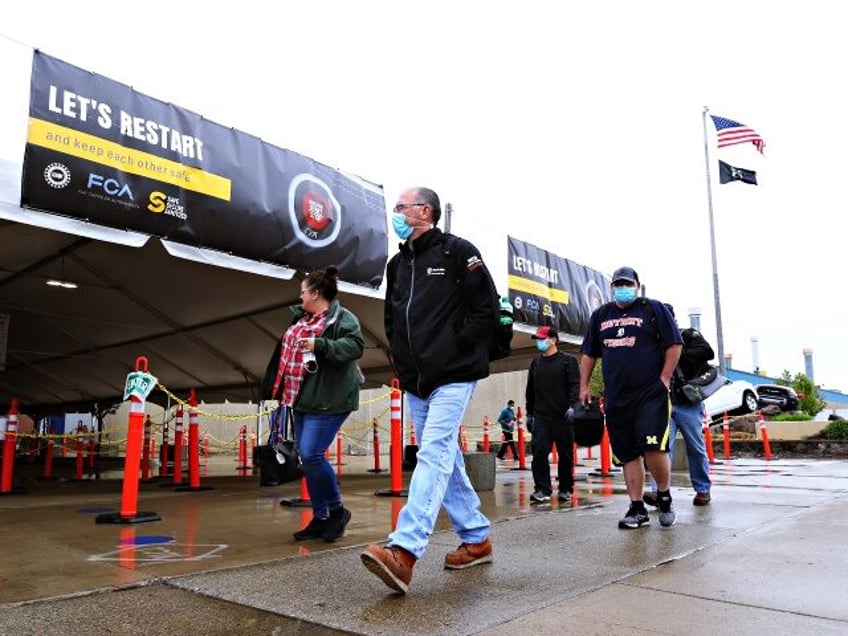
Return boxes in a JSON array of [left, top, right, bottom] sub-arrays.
[[702, 106, 727, 376]]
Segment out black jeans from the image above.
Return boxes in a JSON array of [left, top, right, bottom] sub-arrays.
[[530, 417, 574, 495], [496, 430, 518, 459]]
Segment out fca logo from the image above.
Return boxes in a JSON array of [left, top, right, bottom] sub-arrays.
[[645, 435, 658, 445], [87, 174, 134, 200]]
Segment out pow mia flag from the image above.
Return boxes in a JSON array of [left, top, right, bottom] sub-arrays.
[[718, 160, 758, 185]]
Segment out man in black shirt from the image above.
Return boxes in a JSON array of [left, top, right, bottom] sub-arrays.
[[525, 325, 580, 504]]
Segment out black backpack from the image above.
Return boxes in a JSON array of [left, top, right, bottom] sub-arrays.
[[443, 234, 513, 361]]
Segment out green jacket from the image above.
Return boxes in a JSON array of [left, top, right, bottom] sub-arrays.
[[261, 299, 365, 414]]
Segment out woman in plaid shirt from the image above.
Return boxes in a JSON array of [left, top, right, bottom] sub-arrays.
[[265, 265, 364, 543]]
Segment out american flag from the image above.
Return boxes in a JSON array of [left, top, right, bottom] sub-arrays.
[[710, 115, 765, 154]]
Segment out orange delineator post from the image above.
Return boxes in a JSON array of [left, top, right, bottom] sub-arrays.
[[120, 391, 145, 515], [368, 418, 382, 472], [96, 356, 161, 523], [551, 441, 558, 464], [279, 476, 311, 507], [482, 416, 490, 453], [188, 390, 201, 487], [173, 390, 213, 491], [596, 396, 615, 476], [703, 417, 716, 464], [375, 379, 408, 496], [758, 413, 773, 459], [409, 425, 417, 446], [515, 427, 527, 468], [203, 430, 209, 459], [599, 423, 613, 475], [335, 431, 343, 470], [1, 398, 19, 493], [173, 407, 184, 484], [722, 412, 731, 459], [237, 425, 248, 472], [390, 383, 403, 491], [515, 406, 528, 470]]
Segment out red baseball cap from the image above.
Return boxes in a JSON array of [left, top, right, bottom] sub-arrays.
[[531, 325, 558, 340]]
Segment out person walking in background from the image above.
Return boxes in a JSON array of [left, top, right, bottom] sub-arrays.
[[579, 266, 682, 529], [525, 326, 580, 504], [644, 304, 714, 507], [261, 266, 364, 543], [361, 186, 499, 595], [495, 399, 518, 461]]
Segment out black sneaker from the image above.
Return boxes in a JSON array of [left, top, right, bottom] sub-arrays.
[[293, 516, 327, 541], [618, 503, 650, 529], [322, 507, 352, 542], [642, 492, 658, 507], [529, 490, 551, 503], [557, 492, 571, 504]]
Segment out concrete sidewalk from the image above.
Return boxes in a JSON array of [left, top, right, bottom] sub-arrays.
[[1, 454, 846, 635]]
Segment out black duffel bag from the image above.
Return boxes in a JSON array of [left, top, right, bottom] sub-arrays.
[[570, 400, 605, 448]]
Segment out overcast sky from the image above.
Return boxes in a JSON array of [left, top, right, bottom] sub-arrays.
[[1, 1, 845, 391]]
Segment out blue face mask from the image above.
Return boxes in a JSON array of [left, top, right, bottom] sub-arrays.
[[392, 213, 413, 240], [613, 286, 638, 304], [535, 339, 548, 352]]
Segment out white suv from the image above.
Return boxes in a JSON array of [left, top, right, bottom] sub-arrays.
[[703, 380, 759, 420]]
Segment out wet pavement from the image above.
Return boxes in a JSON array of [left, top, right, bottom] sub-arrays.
[[1, 451, 847, 635]]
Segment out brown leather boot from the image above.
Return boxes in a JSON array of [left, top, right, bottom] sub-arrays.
[[444, 537, 493, 570], [360, 544, 416, 594], [693, 491, 712, 506]]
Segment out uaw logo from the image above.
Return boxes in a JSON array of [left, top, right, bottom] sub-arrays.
[[44, 163, 71, 189], [288, 174, 342, 248]]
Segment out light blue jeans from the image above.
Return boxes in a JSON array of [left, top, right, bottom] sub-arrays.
[[292, 410, 349, 518], [650, 402, 712, 494], [387, 382, 491, 559]]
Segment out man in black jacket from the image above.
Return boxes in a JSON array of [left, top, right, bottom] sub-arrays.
[[361, 187, 499, 595], [525, 325, 580, 504]]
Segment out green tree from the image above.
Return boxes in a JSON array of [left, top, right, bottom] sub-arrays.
[[588, 360, 604, 398], [777, 369, 792, 386], [790, 373, 827, 417]]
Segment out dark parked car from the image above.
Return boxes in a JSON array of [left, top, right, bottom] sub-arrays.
[[755, 384, 800, 412]]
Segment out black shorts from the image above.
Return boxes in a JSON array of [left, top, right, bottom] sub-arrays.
[[606, 379, 672, 465]]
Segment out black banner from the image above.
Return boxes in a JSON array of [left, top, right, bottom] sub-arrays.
[[21, 52, 387, 288], [507, 237, 611, 337], [718, 160, 758, 185]]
